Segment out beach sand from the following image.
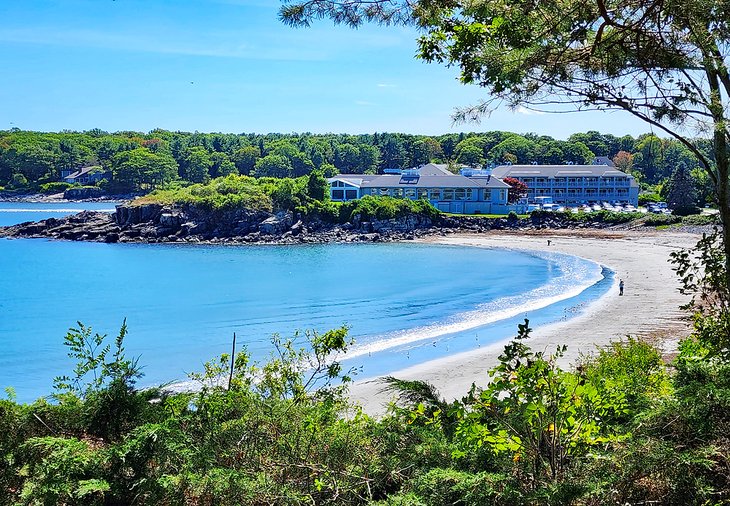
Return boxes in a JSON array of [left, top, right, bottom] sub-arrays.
[[349, 230, 699, 416]]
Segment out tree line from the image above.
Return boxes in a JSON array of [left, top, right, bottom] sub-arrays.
[[0, 129, 714, 201]]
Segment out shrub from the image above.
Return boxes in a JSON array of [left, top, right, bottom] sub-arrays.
[[39, 182, 73, 194], [138, 174, 273, 212], [9, 173, 28, 189], [345, 196, 440, 223], [642, 213, 681, 226], [681, 213, 718, 226], [411, 468, 521, 505], [580, 338, 671, 426], [638, 192, 661, 205]]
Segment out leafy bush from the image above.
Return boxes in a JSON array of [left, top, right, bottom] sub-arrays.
[[138, 174, 274, 212], [638, 192, 661, 205], [39, 181, 73, 194], [641, 213, 681, 226], [9, 173, 28, 189], [410, 468, 521, 505], [681, 213, 718, 226], [580, 338, 671, 426], [336, 196, 439, 223]]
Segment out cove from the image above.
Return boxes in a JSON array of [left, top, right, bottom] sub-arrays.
[[0, 237, 610, 402]]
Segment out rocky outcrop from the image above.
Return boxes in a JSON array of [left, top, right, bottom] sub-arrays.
[[0, 202, 647, 245], [63, 187, 104, 199]]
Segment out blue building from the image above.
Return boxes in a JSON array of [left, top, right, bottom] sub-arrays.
[[491, 164, 639, 206], [329, 163, 519, 214]]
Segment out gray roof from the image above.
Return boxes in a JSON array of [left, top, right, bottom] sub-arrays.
[[328, 174, 379, 187], [592, 156, 615, 167], [492, 164, 636, 180], [360, 173, 510, 189], [64, 166, 104, 179], [418, 163, 454, 176]]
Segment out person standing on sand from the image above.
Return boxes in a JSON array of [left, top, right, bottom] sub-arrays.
[[619, 279, 624, 296]]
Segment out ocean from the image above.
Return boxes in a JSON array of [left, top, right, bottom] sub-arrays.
[[0, 203, 611, 401]]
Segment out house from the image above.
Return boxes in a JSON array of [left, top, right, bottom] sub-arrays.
[[491, 164, 639, 206], [62, 166, 110, 185], [592, 156, 616, 167], [329, 163, 520, 214]]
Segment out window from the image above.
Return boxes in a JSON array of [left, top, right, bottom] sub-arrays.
[[379, 188, 389, 196], [443, 189, 454, 200], [417, 188, 428, 199], [392, 188, 403, 198], [455, 188, 466, 200], [345, 189, 357, 200], [430, 189, 442, 200], [405, 188, 416, 199], [332, 189, 344, 200]]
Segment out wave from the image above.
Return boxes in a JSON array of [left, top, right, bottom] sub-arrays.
[[345, 249, 604, 360]]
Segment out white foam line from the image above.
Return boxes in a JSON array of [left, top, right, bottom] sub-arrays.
[[344, 249, 605, 360]]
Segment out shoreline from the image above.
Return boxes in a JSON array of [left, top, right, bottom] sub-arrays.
[[349, 230, 697, 416]]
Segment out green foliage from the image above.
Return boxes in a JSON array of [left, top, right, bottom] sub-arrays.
[[9, 172, 29, 189], [340, 195, 440, 222], [18, 436, 107, 505], [139, 174, 274, 212], [39, 181, 74, 194], [307, 169, 329, 202], [638, 192, 661, 205], [579, 338, 671, 426], [53, 319, 140, 399], [671, 230, 730, 358], [409, 468, 521, 505]]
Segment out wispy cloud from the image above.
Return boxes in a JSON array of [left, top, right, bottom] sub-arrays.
[[0, 27, 334, 61], [377, 83, 397, 88], [516, 106, 545, 116]]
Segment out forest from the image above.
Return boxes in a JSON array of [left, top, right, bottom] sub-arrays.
[[0, 129, 714, 208]]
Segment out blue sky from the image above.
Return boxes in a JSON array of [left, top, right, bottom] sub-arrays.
[[0, 0, 651, 138]]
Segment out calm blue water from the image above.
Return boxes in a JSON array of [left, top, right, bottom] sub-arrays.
[[0, 201, 119, 227], [0, 204, 612, 402]]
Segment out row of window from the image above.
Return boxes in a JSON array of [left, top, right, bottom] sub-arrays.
[[332, 189, 358, 200], [531, 188, 630, 196], [520, 177, 631, 186], [331, 181, 358, 188], [366, 187, 477, 201]]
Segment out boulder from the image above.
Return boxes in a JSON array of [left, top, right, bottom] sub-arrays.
[[259, 211, 293, 235], [159, 212, 182, 229]]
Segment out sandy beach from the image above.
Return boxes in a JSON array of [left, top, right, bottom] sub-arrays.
[[350, 229, 699, 415]]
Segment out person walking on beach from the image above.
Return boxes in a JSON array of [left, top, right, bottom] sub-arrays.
[[619, 279, 624, 296]]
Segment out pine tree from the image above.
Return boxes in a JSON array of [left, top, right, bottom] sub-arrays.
[[666, 162, 698, 215]]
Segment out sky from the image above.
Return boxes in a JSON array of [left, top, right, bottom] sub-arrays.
[[0, 0, 652, 138]]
